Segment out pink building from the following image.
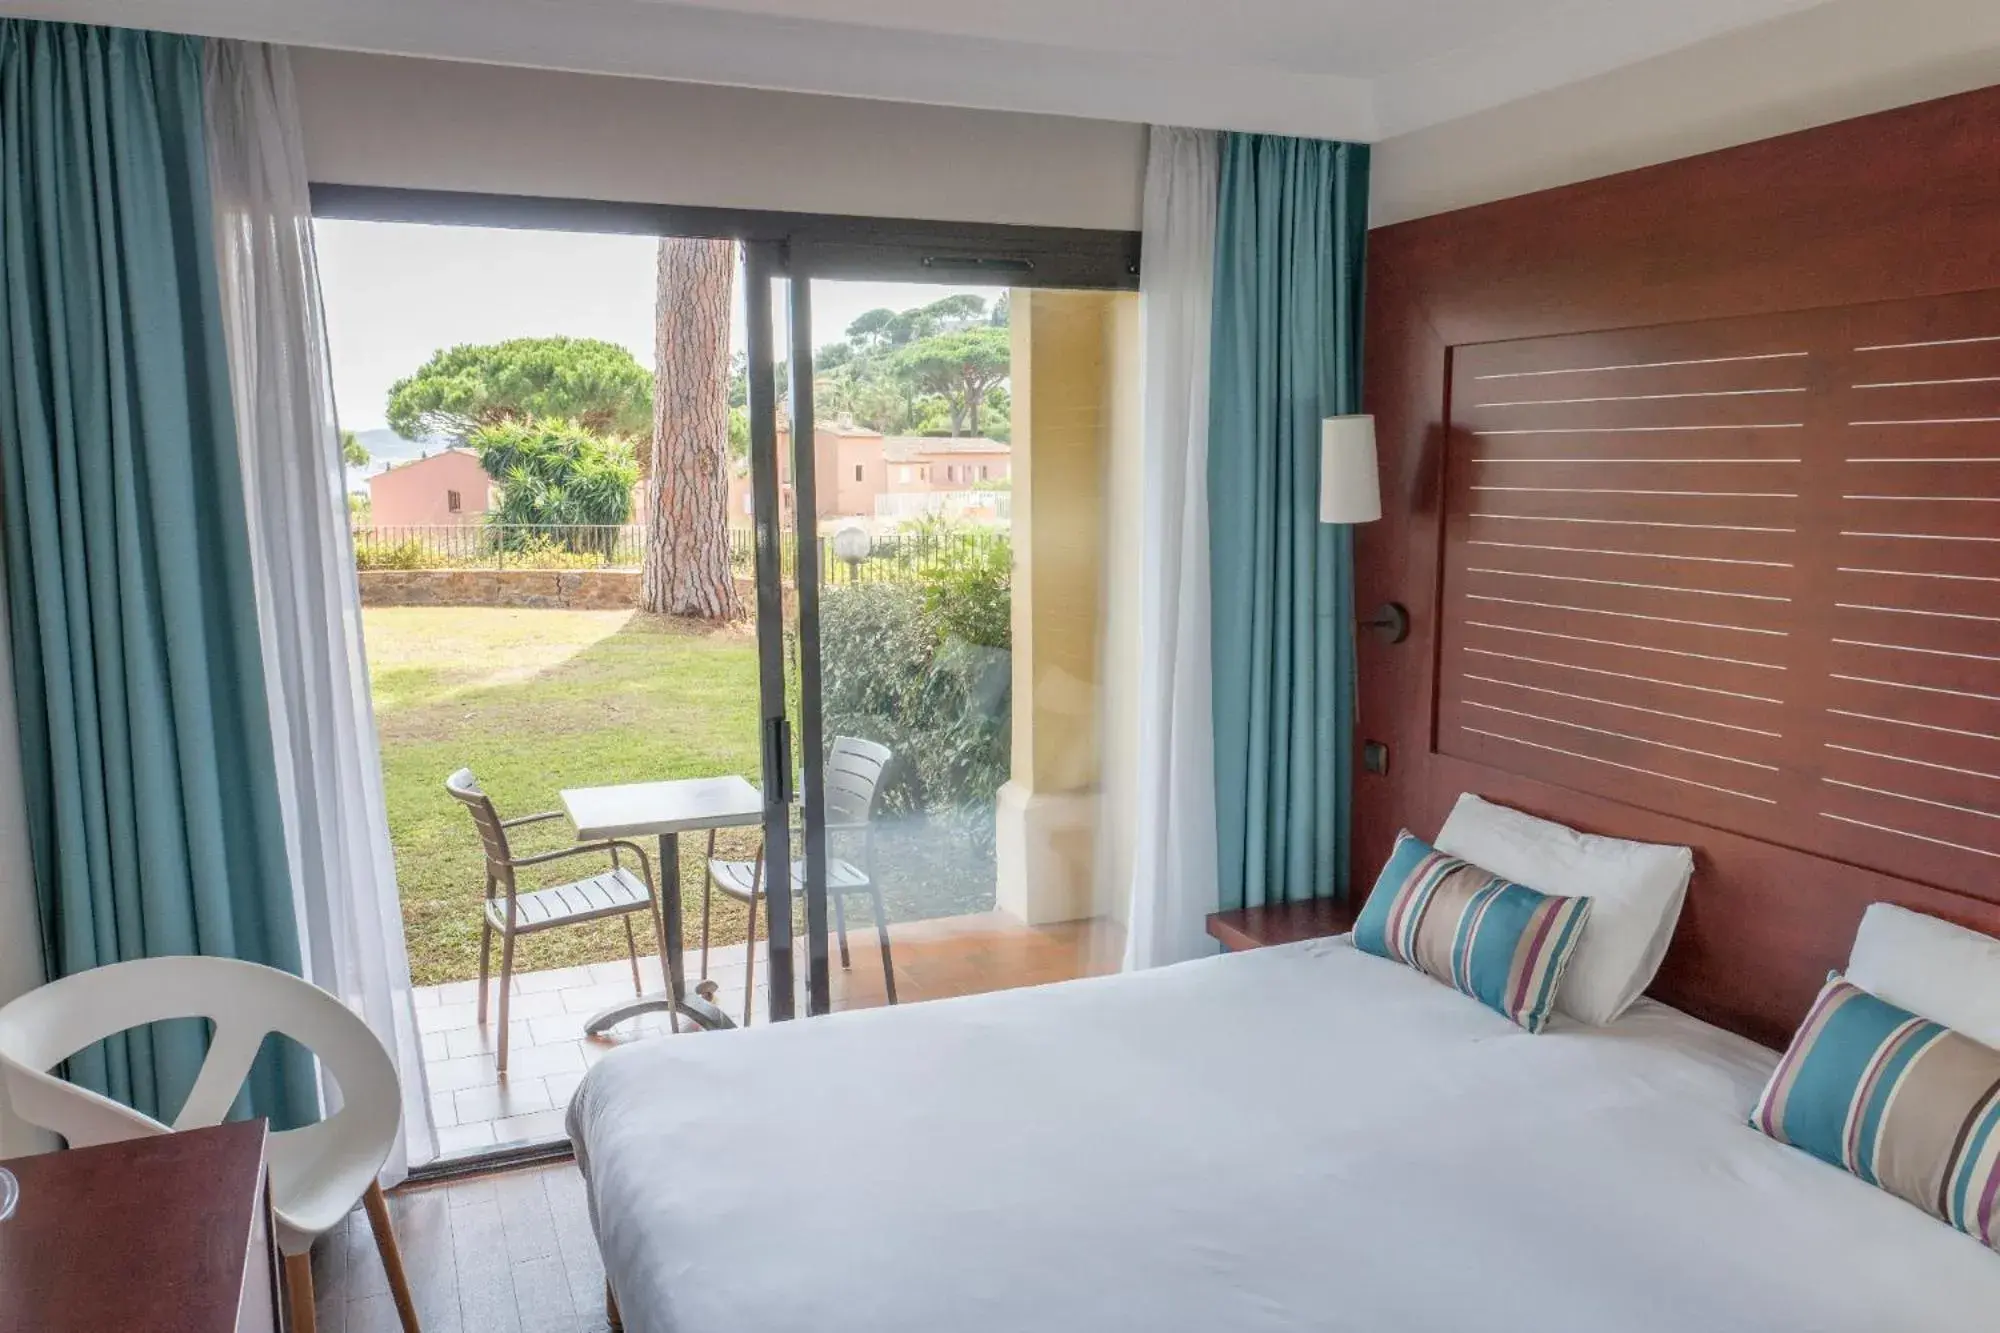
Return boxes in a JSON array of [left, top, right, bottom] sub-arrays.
[[366, 449, 495, 526], [881, 436, 1010, 493], [730, 425, 1011, 524]]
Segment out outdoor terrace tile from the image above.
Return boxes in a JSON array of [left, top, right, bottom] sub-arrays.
[[491, 1108, 569, 1147], [441, 1022, 532, 1061], [454, 1077, 552, 1125], [425, 1053, 502, 1095], [417, 1002, 477, 1035], [559, 984, 643, 1015], [489, 989, 572, 1021], [512, 964, 596, 995], [494, 1041, 586, 1081], [429, 979, 482, 1006], [434, 1122, 497, 1156], [587, 959, 663, 988]]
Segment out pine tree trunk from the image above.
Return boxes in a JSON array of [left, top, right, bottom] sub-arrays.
[[644, 238, 743, 619]]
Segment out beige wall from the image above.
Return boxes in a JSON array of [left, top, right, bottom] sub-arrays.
[[1008, 292, 1109, 797], [292, 49, 1146, 232], [996, 289, 1140, 927], [1093, 294, 1145, 928]]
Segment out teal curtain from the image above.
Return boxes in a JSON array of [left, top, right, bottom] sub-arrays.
[[0, 21, 315, 1129], [1208, 132, 1369, 912]]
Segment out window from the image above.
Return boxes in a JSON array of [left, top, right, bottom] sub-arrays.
[[854, 464, 864, 482], [947, 465, 958, 483], [979, 465, 989, 480], [446, 489, 462, 513]]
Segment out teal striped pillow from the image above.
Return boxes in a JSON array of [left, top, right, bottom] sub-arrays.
[[1353, 830, 1592, 1033], [1753, 975, 2000, 1253]]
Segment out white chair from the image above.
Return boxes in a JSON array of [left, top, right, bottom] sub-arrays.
[[0, 956, 419, 1333]]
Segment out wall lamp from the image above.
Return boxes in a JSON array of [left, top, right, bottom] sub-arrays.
[[1320, 415, 1409, 644]]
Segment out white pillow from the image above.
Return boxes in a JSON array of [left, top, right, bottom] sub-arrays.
[[1846, 903, 2000, 1049], [1434, 793, 1692, 1026]]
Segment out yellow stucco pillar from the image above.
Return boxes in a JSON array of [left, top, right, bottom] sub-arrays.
[[995, 288, 1140, 926]]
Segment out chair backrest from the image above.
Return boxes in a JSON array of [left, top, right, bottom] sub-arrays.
[[825, 736, 893, 830], [0, 956, 400, 1180], [446, 767, 515, 888]]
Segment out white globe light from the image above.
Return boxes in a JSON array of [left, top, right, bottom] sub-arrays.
[[831, 525, 872, 563]]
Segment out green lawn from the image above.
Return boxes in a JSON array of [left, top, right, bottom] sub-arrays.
[[366, 607, 765, 986]]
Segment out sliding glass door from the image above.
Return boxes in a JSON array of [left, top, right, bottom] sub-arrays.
[[745, 245, 1137, 1022]]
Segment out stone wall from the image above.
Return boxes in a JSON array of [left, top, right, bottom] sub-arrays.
[[358, 569, 640, 610]]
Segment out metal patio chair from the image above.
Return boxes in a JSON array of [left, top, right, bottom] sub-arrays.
[[699, 737, 899, 1025], [446, 768, 665, 1073]]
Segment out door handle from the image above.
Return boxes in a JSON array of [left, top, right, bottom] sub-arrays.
[[764, 717, 795, 806]]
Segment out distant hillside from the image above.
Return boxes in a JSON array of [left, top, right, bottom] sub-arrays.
[[345, 427, 446, 493]]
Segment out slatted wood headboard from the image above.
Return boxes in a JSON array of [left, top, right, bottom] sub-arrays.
[[1360, 86, 2000, 1050]]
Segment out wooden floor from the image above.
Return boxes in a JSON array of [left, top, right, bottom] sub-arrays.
[[313, 1161, 610, 1333]]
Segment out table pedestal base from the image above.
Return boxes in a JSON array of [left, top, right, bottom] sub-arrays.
[[582, 991, 735, 1036]]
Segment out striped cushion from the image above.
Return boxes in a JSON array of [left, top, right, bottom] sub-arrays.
[[1352, 830, 1592, 1033], [1753, 975, 2000, 1252]]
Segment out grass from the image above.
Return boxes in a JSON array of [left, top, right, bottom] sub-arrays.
[[369, 606, 1001, 986], [367, 607, 764, 986]]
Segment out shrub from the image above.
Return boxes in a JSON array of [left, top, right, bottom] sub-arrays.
[[920, 530, 1010, 651], [470, 418, 638, 553], [354, 538, 428, 571], [503, 533, 612, 570], [817, 581, 1011, 820]]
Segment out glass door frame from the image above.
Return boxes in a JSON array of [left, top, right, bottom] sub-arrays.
[[739, 235, 1143, 1022], [300, 182, 1135, 1176]]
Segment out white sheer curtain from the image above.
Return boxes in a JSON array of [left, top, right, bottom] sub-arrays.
[[1124, 127, 1223, 970], [204, 41, 435, 1180]]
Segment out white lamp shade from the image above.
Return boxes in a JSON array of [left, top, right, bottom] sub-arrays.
[[1320, 415, 1381, 524]]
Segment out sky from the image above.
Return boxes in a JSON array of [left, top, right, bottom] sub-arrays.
[[314, 218, 1001, 434]]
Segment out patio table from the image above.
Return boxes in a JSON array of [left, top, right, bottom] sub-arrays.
[[561, 775, 764, 1034]]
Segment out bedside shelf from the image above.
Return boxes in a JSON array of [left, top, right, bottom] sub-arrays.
[[1206, 898, 1357, 952]]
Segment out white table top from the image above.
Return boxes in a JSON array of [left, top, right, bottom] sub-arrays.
[[561, 775, 764, 840]]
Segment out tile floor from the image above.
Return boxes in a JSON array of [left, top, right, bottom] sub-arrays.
[[415, 911, 1124, 1156]]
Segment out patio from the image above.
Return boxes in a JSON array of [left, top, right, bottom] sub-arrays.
[[416, 911, 1123, 1155]]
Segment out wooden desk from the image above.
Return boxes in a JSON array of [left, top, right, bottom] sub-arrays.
[[1206, 898, 1358, 952], [0, 1119, 279, 1332]]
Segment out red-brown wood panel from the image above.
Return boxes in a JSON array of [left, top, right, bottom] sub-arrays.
[[1360, 85, 2000, 1050]]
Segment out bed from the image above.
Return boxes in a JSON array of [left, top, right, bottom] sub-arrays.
[[568, 935, 2000, 1332]]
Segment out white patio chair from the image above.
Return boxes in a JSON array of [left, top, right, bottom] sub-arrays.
[[0, 955, 419, 1333]]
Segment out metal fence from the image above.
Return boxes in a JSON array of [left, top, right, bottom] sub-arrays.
[[351, 524, 648, 570], [351, 523, 1004, 583]]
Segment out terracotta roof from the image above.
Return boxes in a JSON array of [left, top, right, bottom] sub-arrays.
[[882, 436, 1009, 462], [369, 446, 480, 478]]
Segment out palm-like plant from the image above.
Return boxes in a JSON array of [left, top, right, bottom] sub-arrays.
[[469, 418, 637, 556]]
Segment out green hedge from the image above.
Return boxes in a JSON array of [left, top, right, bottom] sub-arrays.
[[817, 535, 1011, 821]]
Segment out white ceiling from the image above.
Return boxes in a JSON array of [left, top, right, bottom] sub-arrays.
[[8, 0, 1838, 139]]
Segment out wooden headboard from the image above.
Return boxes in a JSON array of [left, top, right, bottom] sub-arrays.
[[1358, 84, 2000, 1051]]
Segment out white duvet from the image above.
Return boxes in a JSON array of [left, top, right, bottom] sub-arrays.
[[569, 937, 2000, 1332]]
